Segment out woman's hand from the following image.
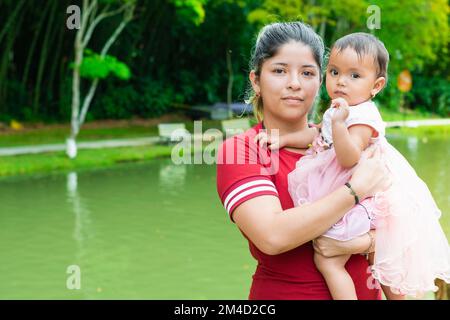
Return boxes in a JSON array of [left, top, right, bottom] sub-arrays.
[[313, 231, 375, 257], [312, 236, 350, 257], [349, 144, 391, 200]]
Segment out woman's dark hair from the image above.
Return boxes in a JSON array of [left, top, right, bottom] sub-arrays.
[[247, 22, 325, 121]]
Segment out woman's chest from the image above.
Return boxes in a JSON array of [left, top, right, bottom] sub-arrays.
[[271, 152, 302, 210]]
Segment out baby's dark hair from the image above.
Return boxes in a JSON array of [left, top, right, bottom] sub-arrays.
[[332, 32, 389, 82]]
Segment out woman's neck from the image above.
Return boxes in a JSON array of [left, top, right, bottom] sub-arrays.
[[262, 114, 308, 136]]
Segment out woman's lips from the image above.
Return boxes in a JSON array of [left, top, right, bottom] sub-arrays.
[[282, 96, 304, 104]]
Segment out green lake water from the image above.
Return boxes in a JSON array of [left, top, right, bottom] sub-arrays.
[[0, 133, 448, 299]]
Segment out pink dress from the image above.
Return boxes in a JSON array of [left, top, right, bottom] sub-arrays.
[[288, 100, 450, 297]]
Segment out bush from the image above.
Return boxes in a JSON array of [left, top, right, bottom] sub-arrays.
[[408, 75, 449, 116], [138, 78, 181, 117], [90, 77, 182, 119], [92, 83, 139, 119]]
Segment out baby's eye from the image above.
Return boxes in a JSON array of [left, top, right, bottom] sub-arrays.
[[351, 73, 360, 79], [329, 69, 338, 76]]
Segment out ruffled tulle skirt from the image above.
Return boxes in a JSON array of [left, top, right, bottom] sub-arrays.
[[287, 136, 450, 297]]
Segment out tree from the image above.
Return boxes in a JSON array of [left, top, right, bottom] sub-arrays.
[[247, 0, 449, 114], [67, 0, 136, 159]]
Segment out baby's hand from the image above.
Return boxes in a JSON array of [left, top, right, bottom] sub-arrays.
[[309, 122, 322, 130], [331, 97, 350, 123], [254, 131, 285, 150]]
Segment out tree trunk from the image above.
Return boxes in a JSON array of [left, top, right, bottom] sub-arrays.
[[68, 0, 87, 159], [0, 3, 25, 115], [33, 0, 58, 115], [226, 48, 233, 118], [0, 0, 26, 44], [68, 0, 135, 159], [78, 6, 134, 128], [22, 0, 51, 90], [435, 279, 449, 300]]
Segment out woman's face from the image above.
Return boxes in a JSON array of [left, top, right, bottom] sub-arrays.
[[250, 41, 321, 123]]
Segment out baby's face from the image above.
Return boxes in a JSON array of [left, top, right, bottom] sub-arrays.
[[326, 47, 380, 106]]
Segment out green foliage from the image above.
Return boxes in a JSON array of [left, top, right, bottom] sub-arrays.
[[171, 0, 206, 26], [79, 50, 131, 80], [247, 0, 449, 118], [93, 84, 138, 119], [408, 75, 450, 116], [374, 73, 402, 110], [1, 0, 447, 122], [137, 78, 178, 117], [99, 0, 137, 5], [91, 77, 178, 119], [371, 0, 449, 72]]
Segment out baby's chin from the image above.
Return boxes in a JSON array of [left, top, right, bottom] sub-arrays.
[[329, 94, 368, 106]]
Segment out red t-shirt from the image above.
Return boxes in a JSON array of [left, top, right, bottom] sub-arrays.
[[216, 123, 381, 300]]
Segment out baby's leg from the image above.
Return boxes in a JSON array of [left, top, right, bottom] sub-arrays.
[[367, 253, 406, 300], [314, 252, 356, 300], [382, 286, 406, 300]]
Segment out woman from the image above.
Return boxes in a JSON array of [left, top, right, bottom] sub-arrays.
[[216, 22, 391, 300]]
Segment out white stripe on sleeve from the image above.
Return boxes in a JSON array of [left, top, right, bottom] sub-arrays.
[[226, 185, 278, 214], [223, 179, 276, 210]]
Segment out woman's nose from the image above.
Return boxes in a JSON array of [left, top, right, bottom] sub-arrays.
[[288, 74, 301, 90]]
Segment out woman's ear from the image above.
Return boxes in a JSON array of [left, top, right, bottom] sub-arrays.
[[249, 70, 260, 95], [371, 77, 386, 98]]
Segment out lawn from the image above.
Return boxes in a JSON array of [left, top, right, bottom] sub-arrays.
[[0, 117, 223, 148], [0, 145, 174, 178], [0, 109, 447, 178]]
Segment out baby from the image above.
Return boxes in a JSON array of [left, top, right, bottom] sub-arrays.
[[256, 33, 450, 299]]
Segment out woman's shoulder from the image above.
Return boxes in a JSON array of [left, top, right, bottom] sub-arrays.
[[218, 123, 261, 153]]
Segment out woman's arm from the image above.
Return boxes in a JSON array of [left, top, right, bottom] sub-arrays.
[[234, 186, 355, 255], [233, 146, 390, 255]]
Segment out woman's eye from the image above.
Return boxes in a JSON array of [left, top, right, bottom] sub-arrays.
[[302, 71, 314, 77], [351, 73, 360, 79], [273, 68, 285, 74]]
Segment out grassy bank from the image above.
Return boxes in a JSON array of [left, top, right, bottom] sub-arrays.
[[0, 108, 443, 148], [386, 124, 449, 138], [0, 145, 174, 178], [0, 118, 223, 148], [0, 109, 447, 178], [379, 107, 441, 121]]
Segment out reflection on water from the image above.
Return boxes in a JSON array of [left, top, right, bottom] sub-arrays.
[[0, 133, 448, 299], [406, 136, 418, 163], [66, 172, 95, 296], [159, 164, 186, 194]]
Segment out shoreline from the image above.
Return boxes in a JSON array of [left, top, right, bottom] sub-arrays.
[[0, 119, 448, 179]]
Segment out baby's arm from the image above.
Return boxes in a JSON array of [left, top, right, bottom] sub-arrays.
[[254, 127, 318, 150], [280, 127, 319, 149], [331, 99, 373, 168]]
